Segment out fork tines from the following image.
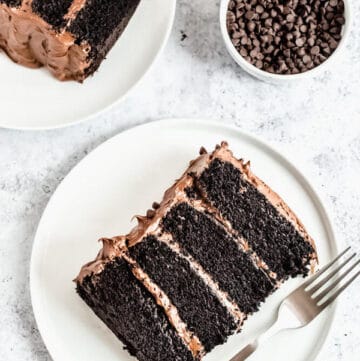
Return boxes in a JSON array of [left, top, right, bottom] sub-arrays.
[[304, 247, 360, 308]]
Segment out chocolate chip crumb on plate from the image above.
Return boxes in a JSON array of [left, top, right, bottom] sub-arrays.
[[220, 0, 352, 82]]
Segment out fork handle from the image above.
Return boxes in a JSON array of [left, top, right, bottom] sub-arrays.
[[229, 341, 258, 361], [230, 319, 281, 361], [230, 302, 297, 361]]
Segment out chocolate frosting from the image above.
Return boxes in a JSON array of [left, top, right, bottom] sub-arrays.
[[64, 0, 87, 21], [0, 1, 90, 81], [76, 141, 318, 283]]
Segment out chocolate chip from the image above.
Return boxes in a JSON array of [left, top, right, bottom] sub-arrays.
[[283, 49, 291, 58], [227, 11, 236, 24], [265, 45, 275, 54], [247, 21, 256, 31], [297, 47, 306, 56], [256, 5, 264, 14], [287, 41, 296, 48], [310, 45, 320, 55], [300, 24, 308, 33], [228, 23, 239, 32], [273, 22, 281, 31], [232, 31, 241, 39], [250, 48, 259, 58], [323, 46, 331, 55], [152, 202, 160, 209], [336, 16, 345, 25], [283, 6, 291, 15], [236, 9, 245, 18], [286, 22, 294, 31], [295, 37, 306, 46], [326, 12, 334, 21], [302, 54, 311, 64], [240, 36, 248, 45], [199, 146, 207, 155], [329, 38, 338, 49], [146, 209, 156, 218], [322, 22, 330, 31], [264, 18, 273, 27], [293, 29, 301, 38], [329, 26, 341, 34], [240, 48, 248, 56], [245, 10, 256, 20], [308, 37, 315, 46]]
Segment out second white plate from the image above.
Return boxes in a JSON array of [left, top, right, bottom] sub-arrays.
[[30, 119, 338, 361], [0, 0, 176, 129]]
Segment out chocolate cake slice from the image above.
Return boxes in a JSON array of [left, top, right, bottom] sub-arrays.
[[0, 0, 141, 81], [77, 253, 195, 361], [75, 142, 317, 361]]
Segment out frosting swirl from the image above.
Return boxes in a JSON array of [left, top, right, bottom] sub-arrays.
[[0, 2, 90, 81]]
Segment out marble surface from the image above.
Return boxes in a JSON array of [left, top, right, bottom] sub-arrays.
[[0, 0, 359, 360]]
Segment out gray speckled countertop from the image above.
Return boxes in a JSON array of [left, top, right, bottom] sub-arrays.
[[0, 0, 359, 360]]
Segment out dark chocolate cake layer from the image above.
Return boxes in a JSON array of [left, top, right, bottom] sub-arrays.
[[162, 202, 275, 314], [69, 0, 140, 77], [196, 158, 315, 280], [0, 0, 21, 6], [32, 0, 73, 28], [77, 258, 194, 361], [0, 0, 141, 81], [129, 235, 237, 352]]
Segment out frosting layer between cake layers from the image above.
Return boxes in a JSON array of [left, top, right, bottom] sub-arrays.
[[76, 142, 317, 361], [0, 0, 140, 81]]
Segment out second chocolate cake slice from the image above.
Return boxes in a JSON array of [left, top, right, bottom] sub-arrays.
[[0, 0, 141, 81], [75, 142, 317, 361]]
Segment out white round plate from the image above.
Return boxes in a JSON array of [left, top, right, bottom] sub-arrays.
[[0, 0, 176, 130], [30, 119, 338, 361]]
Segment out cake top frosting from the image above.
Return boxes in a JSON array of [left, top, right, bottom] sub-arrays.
[[75, 141, 317, 283]]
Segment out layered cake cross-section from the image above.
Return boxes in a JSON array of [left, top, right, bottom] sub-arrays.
[[75, 142, 317, 361], [0, 0, 141, 81]]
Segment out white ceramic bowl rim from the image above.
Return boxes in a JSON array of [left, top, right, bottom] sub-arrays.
[[220, 0, 352, 81]]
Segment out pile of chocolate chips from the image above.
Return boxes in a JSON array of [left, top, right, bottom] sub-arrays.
[[227, 0, 345, 74]]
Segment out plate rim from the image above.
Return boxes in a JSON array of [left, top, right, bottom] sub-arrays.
[[30, 118, 338, 361], [0, 0, 177, 131]]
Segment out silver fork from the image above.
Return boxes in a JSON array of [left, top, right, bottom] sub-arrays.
[[230, 247, 360, 361]]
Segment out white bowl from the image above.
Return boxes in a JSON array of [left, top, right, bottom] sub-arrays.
[[220, 0, 352, 82]]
